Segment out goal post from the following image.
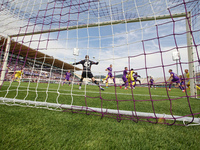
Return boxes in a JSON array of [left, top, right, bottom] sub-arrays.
[[0, 36, 11, 86], [10, 13, 187, 37], [186, 12, 197, 97]]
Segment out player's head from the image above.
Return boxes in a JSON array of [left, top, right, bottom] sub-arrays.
[[135, 72, 137, 75], [21, 67, 23, 71], [85, 55, 89, 60], [125, 67, 128, 70], [179, 75, 182, 78], [68, 70, 70, 72], [185, 69, 188, 73], [169, 69, 172, 73], [110, 64, 112, 68]]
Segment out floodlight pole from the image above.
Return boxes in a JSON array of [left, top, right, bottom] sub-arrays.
[[186, 12, 196, 97], [0, 36, 11, 86]]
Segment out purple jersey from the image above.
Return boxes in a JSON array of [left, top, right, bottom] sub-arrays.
[[107, 67, 112, 73], [65, 72, 71, 79], [134, 74, 140, 80], [107, 67, 112, 76], [170, 72, 179, 80], [122, 69, 128, 82], [150, 79, 154, 84], [123, 69, 127, 77]]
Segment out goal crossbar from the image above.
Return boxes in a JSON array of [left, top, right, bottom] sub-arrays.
[[1, 97, 199, 124], [10, 13, 186, 37]]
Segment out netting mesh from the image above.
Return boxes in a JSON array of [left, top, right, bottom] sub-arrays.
[[0, 0, 200, 126]]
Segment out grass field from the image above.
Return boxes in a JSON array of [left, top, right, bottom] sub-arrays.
[[0, 81, 200, 123], [0, 81, 200, 149]]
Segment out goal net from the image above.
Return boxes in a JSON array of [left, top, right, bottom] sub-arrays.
[[0, 0, 200, 126]]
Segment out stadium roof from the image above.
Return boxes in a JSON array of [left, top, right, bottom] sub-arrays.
[[0, 36, 81, 71]]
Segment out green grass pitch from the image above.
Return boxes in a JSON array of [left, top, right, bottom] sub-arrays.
[[0, 81, 200, 149]]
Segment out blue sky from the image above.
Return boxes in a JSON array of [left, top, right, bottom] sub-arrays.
[[0, 0, 199, 78]]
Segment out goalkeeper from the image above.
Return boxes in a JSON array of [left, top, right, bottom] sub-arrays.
[[184, 69, 200, 90], [12, 68, 23, 83], [73, 55, 104, 91]]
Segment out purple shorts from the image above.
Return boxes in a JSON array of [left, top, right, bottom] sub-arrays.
[[108, 73, 113, 78], [180, 81, 185, 85], [122, 76, 127, 82], [171, 78, 180, 83], [65, 77, 70, 81]]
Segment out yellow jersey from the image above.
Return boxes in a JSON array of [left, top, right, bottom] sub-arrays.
[[15, 71, 23, 76]]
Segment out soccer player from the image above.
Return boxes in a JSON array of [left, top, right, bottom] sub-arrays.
[[12, 68, 23, 83], [62, 70, 71, 86], [184, 69, 200, 90], [184, 69, 190, 88], [168, 69, 185, 92], [179, 75, 185, 90], [73, 55, 104, 91], [149, 76, 156, 89], [104, 64, 115, 88], [120, 67, 129, 90], [133, 72, 141, 88], [127, 68, 135, 89]]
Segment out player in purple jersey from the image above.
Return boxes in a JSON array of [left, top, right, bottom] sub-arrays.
[[62, 70, 71, 86], [120, 67, 128, 90], [133, 72, 141, 88], [179, 75, 185, 90], [149, 77, 156, 89], [168, 69, 185, 92], [105, 64, 115, 88], [73, 55, 104, 91]]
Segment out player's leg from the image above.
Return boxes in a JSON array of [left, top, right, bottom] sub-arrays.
[[168, 81, 172, 91], [133, 81, 136, 87], [123, 77, 128, 90], [102, 75, 108, 81], [121, 77, 127, 89], [62, 79, 66, 85], [17, 76, 21, 82], [68, 79, 71, 86], [196, 85, 200, 90], [138, 79, 141, 84], [79, 76, 84, 90], [132, 81, 135, 89], [12, 74, 17, 82], [105, 75, 110, 88], [90, 72, 104, 91], [124, 81, 128, 89], [177, 82, 185, 92], [181, 82, 185, 90], [91, 77, 104, 91], [112, 76, 115, 84]]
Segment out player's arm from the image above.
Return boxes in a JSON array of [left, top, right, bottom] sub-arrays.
[[91, 61, 99, 65], [73, 60, 82, 65], [168, 74, 173, 80]]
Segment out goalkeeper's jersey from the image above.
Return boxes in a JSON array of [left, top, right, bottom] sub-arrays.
[[15, 71, 23, 76], [73, 59, 97, 72]]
